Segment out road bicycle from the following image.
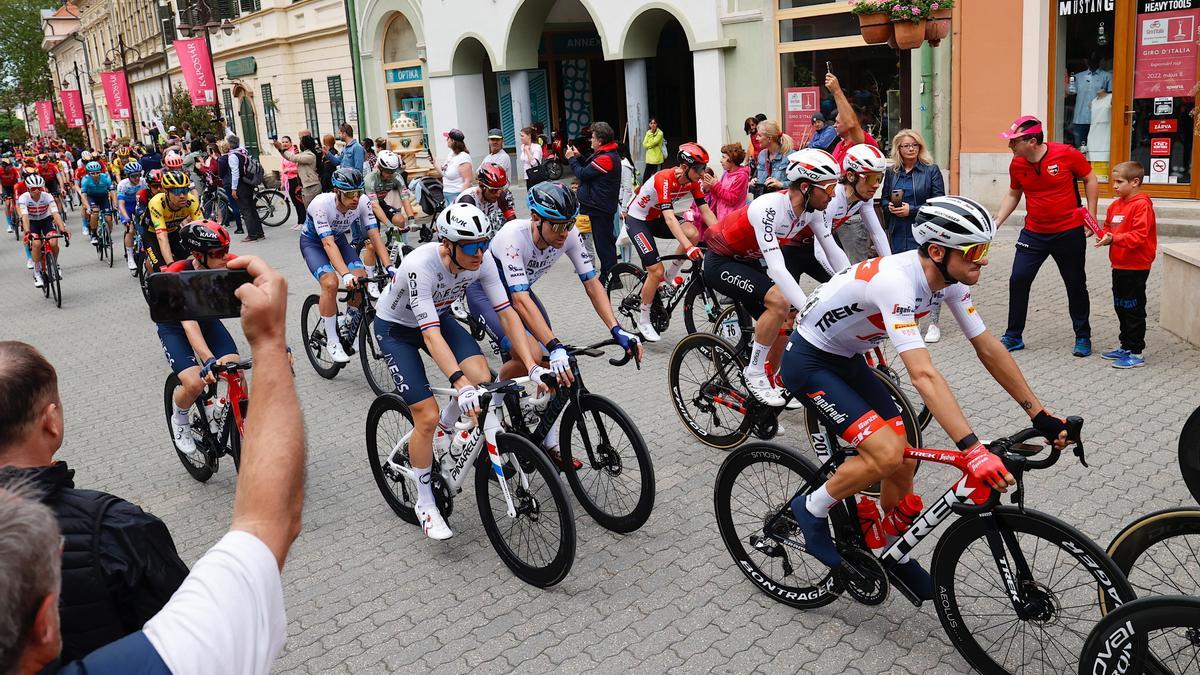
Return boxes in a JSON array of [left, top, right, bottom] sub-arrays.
[[606, 252, 745, 350], [254, 185, 291, 228], [714, 417, 1141, 674], [92, 206, 116, 268], [162, 358, 251, 482], [29, 232, 67, 308], [1078, 595, 1200, 675], [366, 375, 576, 587], [300, 272, 393, 393]]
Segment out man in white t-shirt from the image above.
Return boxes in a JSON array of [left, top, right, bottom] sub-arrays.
[[2, 255, 304, 675], [482, 128, 513, 176]]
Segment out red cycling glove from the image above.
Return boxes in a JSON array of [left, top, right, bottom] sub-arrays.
[[963, 443, 1011, 491], [686, 246, 703, 261]]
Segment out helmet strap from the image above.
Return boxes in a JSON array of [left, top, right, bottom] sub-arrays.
[[798, 183, 817, 213], [929, 244, 958, 285], [447, 242, 469, 273]]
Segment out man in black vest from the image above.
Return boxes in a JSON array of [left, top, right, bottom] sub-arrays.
[[0, 341, 188, 663], [567, 121, 622, 284]]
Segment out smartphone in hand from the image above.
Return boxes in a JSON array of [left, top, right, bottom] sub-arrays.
[[890, 189, 905, 206], [147, 269, 253, 322]]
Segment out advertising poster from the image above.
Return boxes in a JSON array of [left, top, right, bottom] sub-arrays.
[[100, 72, 132, 120], [784, 87, 821, 143], [173, 38, 217, 106], [59, 90, 84, 128], [1134, 8, 1200, 98], [35, 100, 55, 136]]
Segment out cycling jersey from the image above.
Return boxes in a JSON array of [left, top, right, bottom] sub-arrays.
[[37, 162, 59, 181], [364, 170, 408, 202], [375, 242, 511, 331], [300, 192, 377, 241], [0, 167, 19, 188], [626, 168, 706, 222], [454, 187, 516, 235], [116, 179, 143, 214], [81, 174, 114, 196], [797, 187, 892, 269], [148, 192, 202, 234], [17, 191, 58, 221], [489, 218, 596, 292], [795, 251, 987, 358]]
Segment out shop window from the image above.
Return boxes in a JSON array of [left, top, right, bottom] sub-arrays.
[[261, 83, 277, 139], [1051, 1, 1115, 183], [302, 79, 319, 137], [779, 14, 861, 41], [328, 76, 346, 129], [1127, 1, 1197, 185], [779, 0, 839, 7]]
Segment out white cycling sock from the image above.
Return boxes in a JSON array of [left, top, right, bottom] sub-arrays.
[[664, 258, 684, 283], [322, 314, 338, 342], [172, 398, 189, 425], [542, 406, 564, 450], [806, 484, 837, 518], [414, 465, 434, 509], [746, 341, 770, 376], [125, 246, 134, 258], [639, 303, 652, 324]]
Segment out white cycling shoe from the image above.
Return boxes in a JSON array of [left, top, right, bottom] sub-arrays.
[[170, 415, 197, 455], [26, 259, 34, 269], [924, 324, 941, 343], [127, 257, 137, 271], [417, 505, 454, 540], [636, 321, 661, 343], [32, 274, 44, 288], [744, 370, 786, 407], [327, 340, 351, 364]]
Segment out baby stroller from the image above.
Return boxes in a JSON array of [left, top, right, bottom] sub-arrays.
[[412, 175, 445, 243]]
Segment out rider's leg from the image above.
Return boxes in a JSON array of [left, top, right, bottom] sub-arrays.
[[640, 261, 665, 316], [662, 222, 700, 283], [318, 272, 340, 341], [751, 287, 790, 378]]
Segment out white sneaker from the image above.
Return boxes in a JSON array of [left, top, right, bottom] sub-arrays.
[[170, 415, 196, 454], [416, 504, 454, 540], [32, 274, 43, 288], [925, 324, 941, 343], [127, 256, 137, 271], [26, 259, 34, 269], [744, 370, 786, 407], [327, 339, 351, 364], [637, 321, 661, 343]]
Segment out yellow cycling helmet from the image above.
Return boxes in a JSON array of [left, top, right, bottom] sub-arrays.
[[161, 170, 192, 190], [116, 146, 131, 157]]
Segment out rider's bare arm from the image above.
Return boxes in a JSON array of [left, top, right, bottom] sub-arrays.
[[898, 347, 974, 444], [968, 331, 1045, 419]]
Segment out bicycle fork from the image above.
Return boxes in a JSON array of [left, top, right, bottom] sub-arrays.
[[480, 397, 518, 518]]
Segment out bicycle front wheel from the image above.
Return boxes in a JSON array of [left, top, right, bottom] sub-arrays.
[[559, 393, 655, 533], [365, 394, 420, 526], [256, 189, 291, 227], [668, 332, 752, 449], [475, 432, 576, 588], [1180, 407, 1200, 505], [300, 294, 343, 379], [104, 223, 114, 268], [44, 252, 62, 308], [1078, 595, 1200, 675], [931, 506, 1138, 674], [1106, 507, 1200, 607]]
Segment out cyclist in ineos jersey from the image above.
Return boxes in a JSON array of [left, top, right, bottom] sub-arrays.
[[703, 148, 843, 407], [780, 196, 1076, 599], [625, 142, 718, 342]]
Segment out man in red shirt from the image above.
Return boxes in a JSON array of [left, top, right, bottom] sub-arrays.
[[823, 71, 881, 264], [994, 115, 1098, 357]]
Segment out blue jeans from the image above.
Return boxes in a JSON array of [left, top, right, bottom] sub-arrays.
[[889, 222, 921, 253], [223, 187, 242, 230]]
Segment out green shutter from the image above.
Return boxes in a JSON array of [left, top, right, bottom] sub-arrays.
[[261, 83, 277, 139], [222, 89, 236, 136], [328, 76, 345, 128], [301, 79, 319, 137]]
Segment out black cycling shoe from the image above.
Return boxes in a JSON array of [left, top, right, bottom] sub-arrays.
[[891, 558, 933, 601], [788, 495, 843, 568]]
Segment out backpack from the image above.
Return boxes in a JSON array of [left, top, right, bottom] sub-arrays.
[[240, 153, 265, 187]]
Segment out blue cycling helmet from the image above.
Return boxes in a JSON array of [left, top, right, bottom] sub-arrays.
[[527, 182, 579, 222], [123, 162, 143, 177], [331, 167, 364, 191], [85, 161, 102, 173]]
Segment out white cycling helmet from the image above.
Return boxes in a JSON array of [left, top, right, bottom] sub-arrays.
[[437, 202, 491, 242], [913, 196, 996, 247], [376, 150, 401, 172], [24, 174, 45, 189], [784, 148, 839, 185], [841, 144, 888, 175]]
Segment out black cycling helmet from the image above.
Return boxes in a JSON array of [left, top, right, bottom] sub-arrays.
[[527, 182, 579, 222], [332, 167, 364, 191]]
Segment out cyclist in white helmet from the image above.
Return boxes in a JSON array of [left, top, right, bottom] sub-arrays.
[[811, 143, 893, 268], [779, 195, 1076, 600]]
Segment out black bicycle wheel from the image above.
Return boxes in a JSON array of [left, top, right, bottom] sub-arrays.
[[365, 394, 421, 526], [714, 441, 841, 609], [300, 294, 343, 379], [1078, 595, 1200, 675], [545, 161, 564, 180], [931, 506, 1138, 674], [104, 222, 113, 268], [1106, 508, 1200, 609], [359, 315, 396, 396], [256, 189, 291, 227], [162, 373, 215, 482], [475, 432, 576, 588], [668, 332, 752, 449], [605, 262, 646, 334], [1180, 407, 1200, 506], [44, 252, 61, 308], [225, 403, 242, 472], [558, 393, 656, 533]]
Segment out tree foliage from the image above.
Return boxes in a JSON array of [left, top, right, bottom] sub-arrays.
[[159, 86, 217, 138], [0, 0, 57, 104]]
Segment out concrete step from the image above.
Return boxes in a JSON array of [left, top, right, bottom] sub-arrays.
[[1012, 197, 1200, 238]]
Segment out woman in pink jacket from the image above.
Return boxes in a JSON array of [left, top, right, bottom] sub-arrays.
[[706, 143, 750, 220]]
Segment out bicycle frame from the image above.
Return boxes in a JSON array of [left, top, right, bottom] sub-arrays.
[[210, 362, 251, 444]]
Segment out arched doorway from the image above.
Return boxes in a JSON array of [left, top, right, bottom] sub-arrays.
[[382, 12, 427, 131], [233, 86, 259, 157], [646, 19, 695, 161]]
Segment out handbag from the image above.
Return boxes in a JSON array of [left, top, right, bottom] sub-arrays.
[[526, 162, 550, 186]]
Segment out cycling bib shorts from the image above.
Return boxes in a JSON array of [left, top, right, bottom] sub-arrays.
[[299, 232, 366, 279], [373, 313, 483, 405], [625, 215, 677, 267], [86, 193, 112, 211], [157, 320, 238, 375]]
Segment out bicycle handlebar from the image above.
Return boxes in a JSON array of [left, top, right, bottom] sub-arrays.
[[562, 337, 640, 369], [210, 358, 253, 375]]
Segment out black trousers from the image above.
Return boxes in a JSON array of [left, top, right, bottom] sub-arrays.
[[1005, 226, 1091, 340], [581, 205, 617, 282], [236, 187, 263, 238], [1112, 268, 1150, 354]]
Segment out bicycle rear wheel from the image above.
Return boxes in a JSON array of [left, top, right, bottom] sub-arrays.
[[1180, 407, 1200, 505], [256, 189, 291, 227], [931, 507, 1138, 674], [300, 294, 343, 379], [1078, 595, 1200, 675], [162, 373, 216, 482], [475, 432, 576, 588], [1106, 507, 1200, 610], [559, 393, 655, 533], [683, 280, 752, 354], [359, 315, 396, 396], [668, 332, 752, 449], [605, 262, 646, 334]]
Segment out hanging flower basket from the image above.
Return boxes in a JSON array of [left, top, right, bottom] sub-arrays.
[[858, 12, 894, 44], [925, 7, 952, 43], [893, 18, 926, 49]]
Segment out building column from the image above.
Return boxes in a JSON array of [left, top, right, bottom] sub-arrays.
[[692, 49, 726, 170], [623, 58, 648, 167], [508, 70, 532, 138], [428, 73, 488, 163]]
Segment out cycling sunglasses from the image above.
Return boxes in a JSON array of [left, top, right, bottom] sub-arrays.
[[337, 189, 363, 199], [813, 181, 837, 196], [458, 239, 490, 256], [950, 241, 990, 263], [167, 187, 191, 196], [545, 218, 575, 233]]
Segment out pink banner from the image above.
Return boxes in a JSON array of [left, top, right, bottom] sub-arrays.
[[59, 90, 85, 128], [35, 100, 56, 136], [100, 71, 131, 120], [173, 38, 217, 107], [1134, 9, 1200, 99]]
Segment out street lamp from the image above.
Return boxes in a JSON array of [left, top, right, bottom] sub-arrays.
[[102, 34, 142, 141]]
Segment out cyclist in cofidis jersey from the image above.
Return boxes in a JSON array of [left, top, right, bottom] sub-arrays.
[[780, 196, 1076, 601], [80, 161, 116, 246], [157, 220, 241, 467], [117, 163, 145, 271], [625, 142, 718, 342]]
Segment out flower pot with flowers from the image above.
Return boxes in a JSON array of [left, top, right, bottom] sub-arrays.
[[850, 1, 895, 45], [890, 3, 927, 50], [922, 0, 954, 45]]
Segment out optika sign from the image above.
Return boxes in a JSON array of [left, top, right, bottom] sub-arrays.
[[1058, 0, 1115, 15]]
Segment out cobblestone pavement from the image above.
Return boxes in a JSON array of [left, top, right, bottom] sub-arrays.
[[3, 205, 1198, 674]]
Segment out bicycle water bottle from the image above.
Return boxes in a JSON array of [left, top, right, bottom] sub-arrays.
[[856, 497, 886, 549], [204, 398, 225, 435], [882, 494, 924, 537], [451, 426, 480, 459]]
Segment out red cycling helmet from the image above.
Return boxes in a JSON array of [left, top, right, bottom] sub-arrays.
[[147, 169, 164, 186], [181, 219, 230, 257], [477, 163, 508, 189], [677, 142, 710, 168], [163, 152, 184, 170]]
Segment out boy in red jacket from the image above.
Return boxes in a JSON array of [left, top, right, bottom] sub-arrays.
[[1096, 161, 1156, 368]]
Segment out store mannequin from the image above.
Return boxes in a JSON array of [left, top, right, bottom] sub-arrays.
[[1088, 89, 1112, 181], [1072, 53, 1113, 148]]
